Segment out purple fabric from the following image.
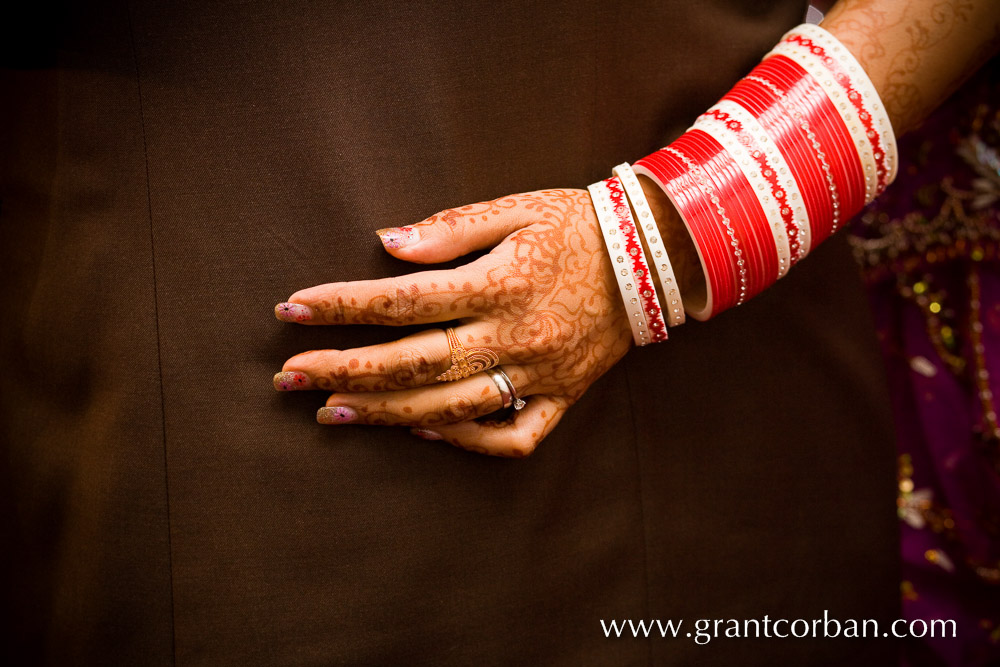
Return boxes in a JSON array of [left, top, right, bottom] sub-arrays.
[[849, 60, 1000, 666]]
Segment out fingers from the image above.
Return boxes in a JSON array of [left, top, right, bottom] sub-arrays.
[[275, 325, 501, 393], [315, 365, 536, 429], [411, 395, 570, 458], [374, 190, 572, 264], [276, 256, 502, 326]]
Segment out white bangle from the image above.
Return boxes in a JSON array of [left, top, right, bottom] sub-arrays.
[[588, 178, 654, 345], [611, 163, 686, 327], [791, 23, 898, 187]]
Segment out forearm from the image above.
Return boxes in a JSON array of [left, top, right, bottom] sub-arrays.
[[822, 0, 1000, 135], [643, 0, 1000, 305]]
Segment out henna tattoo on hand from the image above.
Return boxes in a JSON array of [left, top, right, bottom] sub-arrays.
[[306, 190, 634, 433]]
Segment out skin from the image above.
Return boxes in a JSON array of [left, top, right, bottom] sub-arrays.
[[277, 191, 632, 457], [276, 0, 1000, 457]]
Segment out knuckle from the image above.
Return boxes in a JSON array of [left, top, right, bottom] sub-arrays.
[[371, 282, 420, 322], [442, 393, 477, 422], [438, 213, 463, 242], [319, 369, 350, 393], [314, 291, 350, 325], [387, 347, 435, 387], [369, 283, 398, 320]]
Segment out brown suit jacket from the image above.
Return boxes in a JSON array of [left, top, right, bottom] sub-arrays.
[[1, 1, 898, 664]]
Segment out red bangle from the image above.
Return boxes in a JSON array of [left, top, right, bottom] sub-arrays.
[[780, 31, 891, 197], [680, 130, 777, 298], [669, 133, 752, 301], [760, 56, 864, 233], [632, 23, 898, 320], [724, 77, 832, 249], [655, 147, 738, 312], [733, 72, 841, 245], [666, 142, 749, 307], [695, 103, 799, 272], [635, 149, 737, 316]]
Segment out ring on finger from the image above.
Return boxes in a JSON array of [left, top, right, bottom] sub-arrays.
[[436, 327, 500, 382], [485, 366, 526, 417]]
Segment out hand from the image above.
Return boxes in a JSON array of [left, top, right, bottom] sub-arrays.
[[273, 189, 633, 457]]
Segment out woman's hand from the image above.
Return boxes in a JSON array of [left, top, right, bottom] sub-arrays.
[[273, 189, 633, 457]]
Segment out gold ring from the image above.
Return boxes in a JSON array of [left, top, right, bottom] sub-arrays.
[[435, 327, 500, 382]]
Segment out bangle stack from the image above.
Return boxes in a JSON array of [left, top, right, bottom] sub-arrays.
[[612, 163, 686, 328], [619, 22, 897, 322], [588, 177, 665, 346]]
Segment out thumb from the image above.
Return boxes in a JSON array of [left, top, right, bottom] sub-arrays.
[[375, 193, 536, 264]]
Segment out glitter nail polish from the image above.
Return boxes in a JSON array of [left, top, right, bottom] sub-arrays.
[[375, 226, 417, 249], [275, 302, 313, 322], [317, 406, 358, 424], [411, 428, 443, 441], [273, 371, 312, 391]]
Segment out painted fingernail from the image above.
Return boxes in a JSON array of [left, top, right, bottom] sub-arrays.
[[410, 428, 443, 441], [275, 302, 313, 323], [317, 406, 358, 424], [375, 226, 417, 249], [273, 371, 312, 391]]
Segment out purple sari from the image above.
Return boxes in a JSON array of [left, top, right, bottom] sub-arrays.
[[849, 60, 1000, 666]]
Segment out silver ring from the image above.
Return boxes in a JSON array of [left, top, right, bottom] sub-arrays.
[[485, 367, 526, 412]]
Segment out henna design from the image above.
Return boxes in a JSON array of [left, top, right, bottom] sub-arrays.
[[823, 0, 1000, 134], [302, 189, 633, 430]]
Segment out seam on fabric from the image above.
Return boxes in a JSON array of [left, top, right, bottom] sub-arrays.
[[124, 1, 177, 664], [621, 362, 654, 667]]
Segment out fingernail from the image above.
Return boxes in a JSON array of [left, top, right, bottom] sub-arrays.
[[275, 302, 313, 323], [317, 406, 358, 424], [273, 371, 312, 391], [375, 226, 417, 249], [410, 428, 443, 441]]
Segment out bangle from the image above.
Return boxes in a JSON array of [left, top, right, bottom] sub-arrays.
[[696, 101, 806, 268], [604, 176, 667, 343], [589, 178, 654, 345], [760, 56, 862, 236], [691, 111, 791, 281], [680, 129, 775, 300], [612, 163, 686, 327], [766, 44, 876, 211], [724, 76, 829, 251], [606, 176, 669, 342], [632, 23, 896, 320], [634, 149, 734, 319], [775, 23, 897, 194], [737, 73, 842, 245]]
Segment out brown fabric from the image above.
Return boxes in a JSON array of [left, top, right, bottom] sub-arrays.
[[2, 1, 898, 665]]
